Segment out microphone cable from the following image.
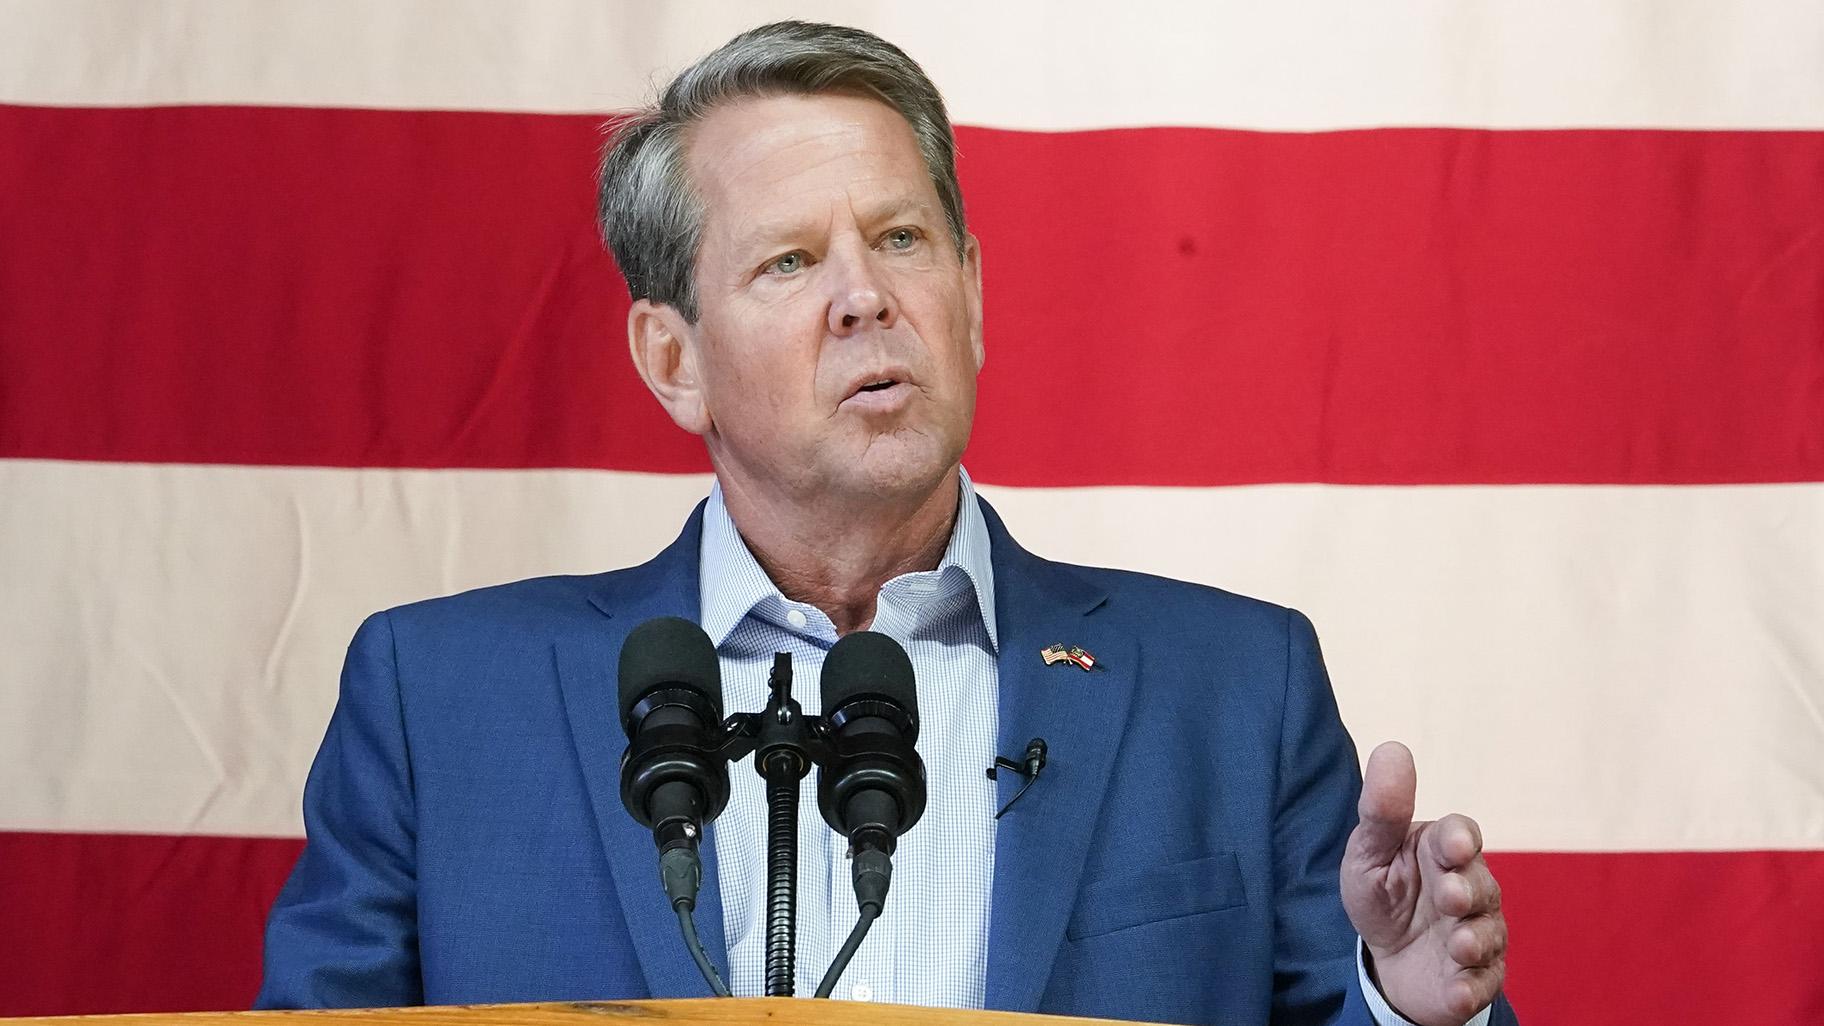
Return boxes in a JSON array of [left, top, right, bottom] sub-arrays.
[[813, 848, 893, 998], [660, 847, 732, 997], [989, 737, 1049, 819], [817, 843, 893, 993], [676, 902, 733, 997], [813, 907, 880, 999]]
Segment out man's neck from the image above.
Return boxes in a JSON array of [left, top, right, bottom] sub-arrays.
[[716, 467, 962, 635]]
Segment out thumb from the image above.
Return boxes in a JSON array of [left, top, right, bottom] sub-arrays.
[[1352, 740, 1418, 865]]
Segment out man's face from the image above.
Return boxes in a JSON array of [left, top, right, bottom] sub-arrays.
[[674, 91, 983, 505]]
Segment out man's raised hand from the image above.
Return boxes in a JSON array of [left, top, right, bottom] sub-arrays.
[[1341, 741, 1508, 1026]]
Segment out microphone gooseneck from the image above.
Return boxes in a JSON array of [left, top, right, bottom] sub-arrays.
[[754, 653, 811, 997]]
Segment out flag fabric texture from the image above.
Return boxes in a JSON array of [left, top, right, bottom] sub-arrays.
[[2, 2, 1822, 1021]]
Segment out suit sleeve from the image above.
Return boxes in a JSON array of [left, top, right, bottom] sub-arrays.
[[255, 611, 423, 1008], [1272, 609, 1521, 1026], [1269, 607, 1369, 1025]]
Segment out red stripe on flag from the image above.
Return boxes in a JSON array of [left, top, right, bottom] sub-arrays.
[[2, 105, 1820, 483], [0, 832, 302, 1015], [1485, 850, 1824, 1023], [0, 834, 1819, 1020]]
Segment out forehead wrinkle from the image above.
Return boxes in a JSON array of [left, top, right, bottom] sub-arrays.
[[696, 137, 852, 257], [719, 177, 934, 261], [686, 94, 941, 260], [846, 190, 938, 231], [690, 102, 860, 198], [726, 207, 833, 258], [738, 184, 930, 247]]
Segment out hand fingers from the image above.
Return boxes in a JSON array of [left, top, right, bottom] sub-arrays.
[[1447, 913, 1509, 968], [1444, 959, 1507, 1024], [1352, 741, 1418, 862], [1424, 812, 1484, 870], [1437, 856, 1501, 918]]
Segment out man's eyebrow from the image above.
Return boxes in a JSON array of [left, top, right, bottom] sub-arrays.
[[730, 215, 821, 255], [729, 195, 940, 254], [857, 194, 940, 230]]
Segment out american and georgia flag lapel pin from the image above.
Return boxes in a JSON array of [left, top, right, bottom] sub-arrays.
[[1041, 642, 1098, 671]]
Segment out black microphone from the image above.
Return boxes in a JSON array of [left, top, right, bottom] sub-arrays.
[[617, 617, 731, 904], [817, 631, 927, 859], [988, 737, 1048, 819], [811, 630, 927, 999], [617, 616, 733, 996], [816, 632, 926, 898]]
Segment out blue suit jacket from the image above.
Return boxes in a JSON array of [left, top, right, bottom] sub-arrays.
[[258, 499, 1517, 1025]]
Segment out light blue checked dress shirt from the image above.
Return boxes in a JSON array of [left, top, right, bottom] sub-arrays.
[[699, 469, 1000, 1006], [698, 469, 1485, 1026]]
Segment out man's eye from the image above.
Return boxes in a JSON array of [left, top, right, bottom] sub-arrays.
[[766, 252, 805, 275], [883, 228, 919, 251]]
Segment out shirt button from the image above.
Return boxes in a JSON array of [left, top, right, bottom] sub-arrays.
[[786, 608, 808, 629], [850, 982, 874, 1002]]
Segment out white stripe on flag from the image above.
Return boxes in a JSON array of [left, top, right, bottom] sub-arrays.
[[3, 459, 1820, 848], [3, 0, 1823, 129]]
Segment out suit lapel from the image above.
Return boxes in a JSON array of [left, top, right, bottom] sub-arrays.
[[554, 496, 1141, 1006], [980, 502, 1140, 1011], [553, 504, 734, 998]]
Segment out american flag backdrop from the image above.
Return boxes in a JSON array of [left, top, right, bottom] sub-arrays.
[[2, 1, 1822, 1021]]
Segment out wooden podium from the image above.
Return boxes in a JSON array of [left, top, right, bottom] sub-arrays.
[[1, 999, 1162, 1026]]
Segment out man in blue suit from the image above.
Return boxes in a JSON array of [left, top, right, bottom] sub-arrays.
[[259, 21, 1515, 1026]]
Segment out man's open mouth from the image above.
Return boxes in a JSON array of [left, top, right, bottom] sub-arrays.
[[842, 367, 915, 407]]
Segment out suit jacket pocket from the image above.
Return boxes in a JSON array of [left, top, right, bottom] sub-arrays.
[[1065, 852, 1247, 941]]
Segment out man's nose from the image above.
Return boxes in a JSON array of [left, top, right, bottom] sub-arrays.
[[825, 246, 898, 336]]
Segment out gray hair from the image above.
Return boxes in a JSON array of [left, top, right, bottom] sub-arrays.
[[596, 20, 967, 322]]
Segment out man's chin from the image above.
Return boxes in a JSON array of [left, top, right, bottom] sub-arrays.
[[823, 438, 962, 504], [712, 426, 965, 508]]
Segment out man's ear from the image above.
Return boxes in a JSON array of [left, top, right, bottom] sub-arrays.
[[963, 232, 985, 371], [627, 299, 712, 436]]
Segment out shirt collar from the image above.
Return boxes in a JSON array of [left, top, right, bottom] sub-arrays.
[[698, 467, 998, 652]]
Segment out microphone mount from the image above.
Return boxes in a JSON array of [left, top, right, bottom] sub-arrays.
[[626, 634, 925, 1000], [700, 652, 847, 998]]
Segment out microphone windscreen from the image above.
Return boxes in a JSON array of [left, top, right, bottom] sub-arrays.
[[821, 630, 917, 716], [617, 616, 723, 725]]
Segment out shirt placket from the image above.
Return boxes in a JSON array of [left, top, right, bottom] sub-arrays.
[[858, 579, 938, 1005], [788, 604, 837, 998], [711, 512, 992, 1007]]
